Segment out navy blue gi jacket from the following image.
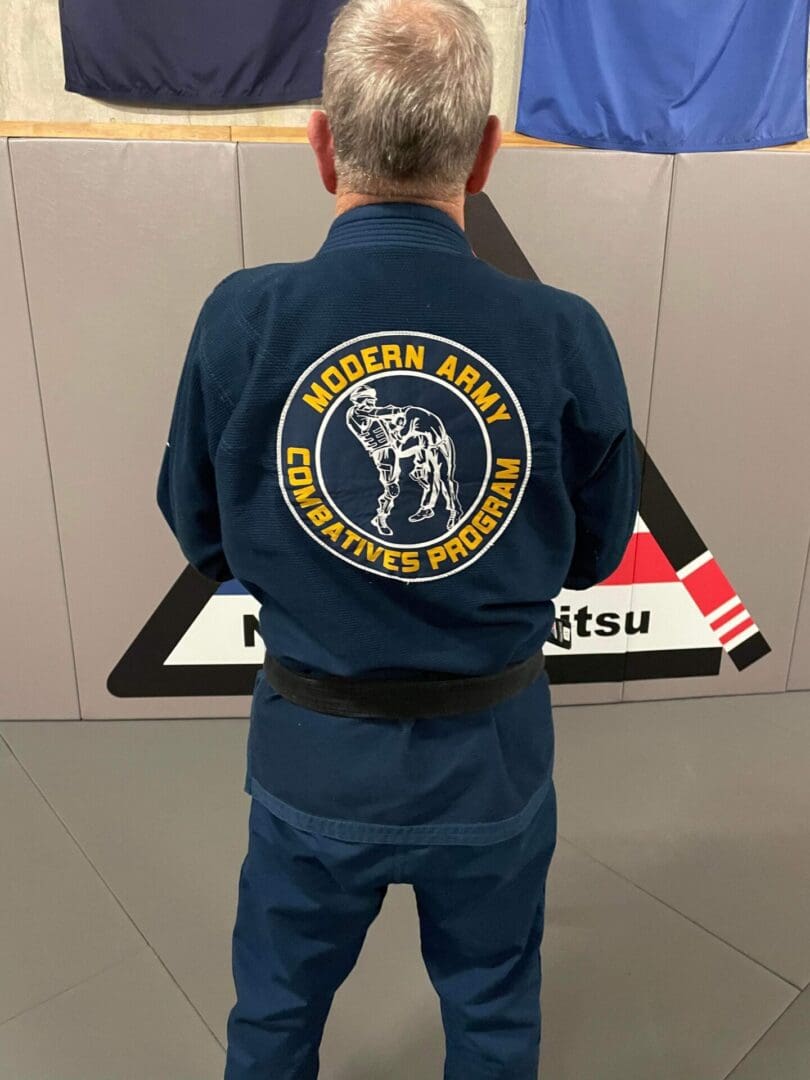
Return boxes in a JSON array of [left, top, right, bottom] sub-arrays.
[[158, 202, 640, 844]]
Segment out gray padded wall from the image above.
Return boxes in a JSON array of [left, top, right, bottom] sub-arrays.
[[11, 139, 244, 719], [486, 150, 673, 705], [0, 139, 78, 720], [238, 143, 334, 268], [624, 152, 810, 701], [787, 543, 810, 691], [6, 138, 804, 718], [486, 150, 671, 444]]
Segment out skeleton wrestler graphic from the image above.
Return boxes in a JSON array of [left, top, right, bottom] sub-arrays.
[[345, 385, 463, 538]]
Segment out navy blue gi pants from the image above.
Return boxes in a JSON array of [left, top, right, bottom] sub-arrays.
[[224, 782, 558, 1079]]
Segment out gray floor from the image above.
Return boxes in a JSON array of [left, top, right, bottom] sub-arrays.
[[0, 692, 808, 1080]]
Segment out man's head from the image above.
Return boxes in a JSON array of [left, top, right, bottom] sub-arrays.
[[350, 385, 378, 410], [309, 0, 500, 205]]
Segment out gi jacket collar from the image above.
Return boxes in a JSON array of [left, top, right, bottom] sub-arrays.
[[318, 201, 474, 258]]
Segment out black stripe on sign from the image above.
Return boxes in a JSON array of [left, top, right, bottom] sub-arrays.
[[728, 632, 771, 671], [545, 647, 721, 685], [465, 193, 540, 282], [108, 565, 221, 697], [636, 434, 707, 571], [624, 647, 721, 681], [126, 662, 261, 698]]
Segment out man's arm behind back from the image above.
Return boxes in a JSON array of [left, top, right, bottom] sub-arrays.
[[560, 297, 641, 590]]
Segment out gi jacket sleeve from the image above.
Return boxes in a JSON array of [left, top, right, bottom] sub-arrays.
[[562, 300, 641, 591], [156, 297, 235, 583]]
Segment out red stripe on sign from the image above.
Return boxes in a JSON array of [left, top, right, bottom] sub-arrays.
[[602, 532, 679, 586], [600, 534, 637, 586], [711, 602, 745, 631], [681, 558, 735, 616], [720, 616, 754, 645]]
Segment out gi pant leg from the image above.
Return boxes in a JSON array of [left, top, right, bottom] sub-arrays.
[[411, 782, 558, 1080], [224, 783, 557, 1080], [224, 801, 389, 1079]]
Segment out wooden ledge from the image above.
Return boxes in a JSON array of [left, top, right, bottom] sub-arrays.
[[1, 121, 808, 152]]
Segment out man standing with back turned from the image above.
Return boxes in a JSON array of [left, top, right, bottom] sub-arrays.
[[157, 1, 640, 1076]]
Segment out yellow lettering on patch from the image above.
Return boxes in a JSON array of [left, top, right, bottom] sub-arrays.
[[302, 383, 332, 413], [486, 403, 512, 425], [287, 447, 311, 466], [361, 346, 382, 373], [469, 381, 500, 414], [288, 465, 313, 487], [382, 549, 401, 573], [381, 344, 403, 369], [495, 459, 521, 480], [405, 345, 425, 370], [287, 461, 322, 509], [427, 546, 448, 570], [436, 354, 458, 381], [455, 364, 480, 394], [472, 510, 498, 534], [459, 525, 483, 550], [307, 504, 333, 527], [321, 365, 348, 394], [322, 521, 344, 542], [340, 353, 365, 381], [482, 495, 508, 517], [444, 537, 467, 564], [341, 528, 362, 550], [401, 551, 421, 574], [364, 542, 385, 565], [292, 486, 320, 509]]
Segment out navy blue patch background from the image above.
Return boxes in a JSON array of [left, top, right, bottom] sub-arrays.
[[318, 373, 490, 547], [277, 331, 532, 579]]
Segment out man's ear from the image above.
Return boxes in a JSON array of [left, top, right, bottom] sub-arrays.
[[466, 116, 502, 196], [307, 111, 338, 195]]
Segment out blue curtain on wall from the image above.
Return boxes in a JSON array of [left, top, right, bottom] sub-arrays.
[[58, 0, 345, 108], [516, 0, 810, 153]]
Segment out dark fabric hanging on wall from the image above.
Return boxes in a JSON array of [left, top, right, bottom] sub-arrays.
[[516, 0, 810, 153], [58, 0, 346, 108]]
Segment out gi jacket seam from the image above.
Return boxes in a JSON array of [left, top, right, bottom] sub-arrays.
[[225, 289, 263, 345], [196, 305, 239, 415]]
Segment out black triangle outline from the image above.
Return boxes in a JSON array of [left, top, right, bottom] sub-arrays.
[[108, 193, 770, 697]]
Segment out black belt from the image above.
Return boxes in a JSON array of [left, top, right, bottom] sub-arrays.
[[263, 648, 546, 720]]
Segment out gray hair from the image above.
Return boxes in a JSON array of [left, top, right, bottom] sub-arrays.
[[322, 0, 494, 199]]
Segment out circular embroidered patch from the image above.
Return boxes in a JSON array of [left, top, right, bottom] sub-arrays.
[[277, 332, 531, 582]]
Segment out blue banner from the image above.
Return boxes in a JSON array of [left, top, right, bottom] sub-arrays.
[[517, 0, 809, 153]]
